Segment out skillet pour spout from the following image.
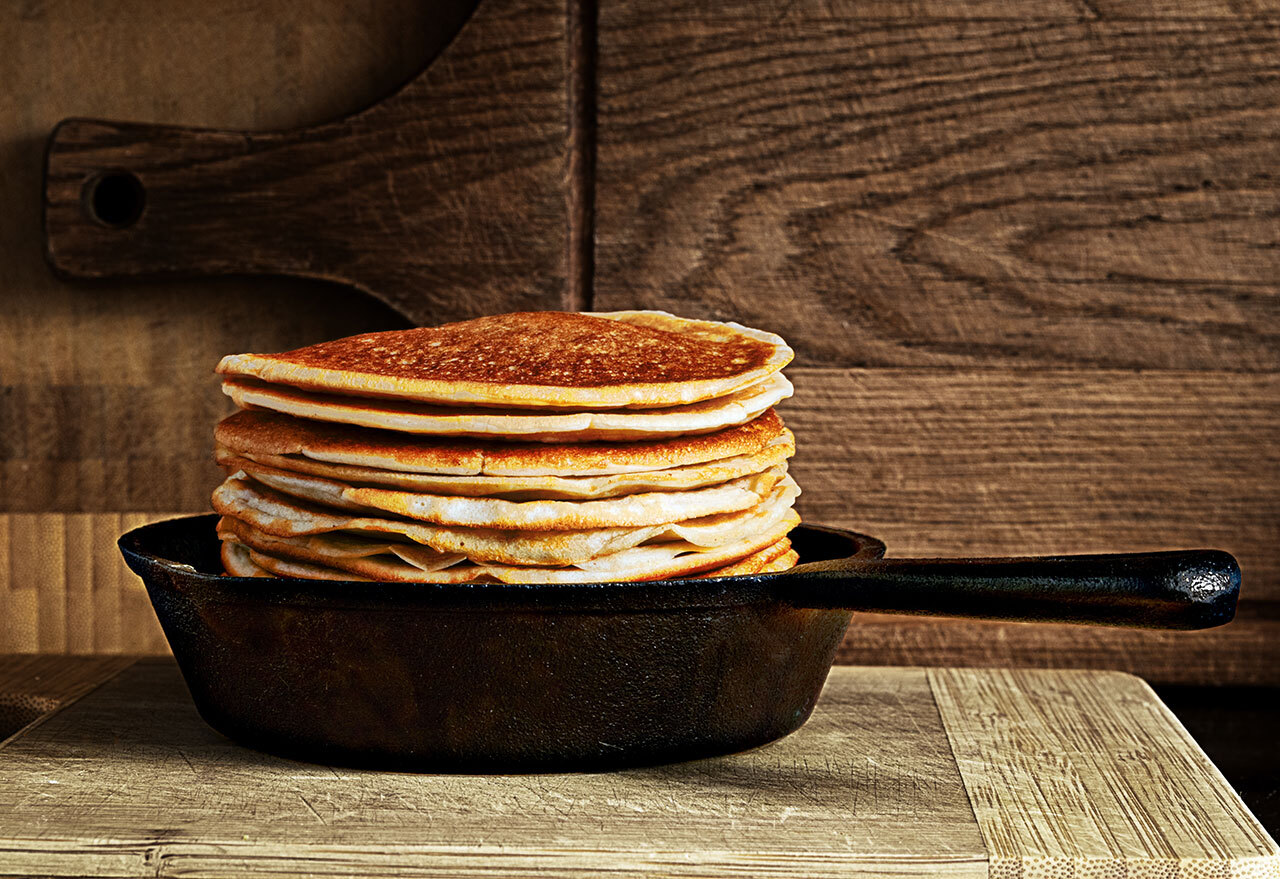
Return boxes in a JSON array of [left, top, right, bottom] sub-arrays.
[[119, 516, 1239, 771]]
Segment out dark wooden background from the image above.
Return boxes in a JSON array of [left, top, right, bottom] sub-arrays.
[[1, 0, 1276, 684]]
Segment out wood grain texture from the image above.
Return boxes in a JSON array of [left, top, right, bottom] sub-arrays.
[[791, 364, 1280, 683], [566, 0, 598, 312], [0, 514, 178, 655], [1154, 684, 1280, 835], [595, 7, 1280, 368], [0, 0, 425, 516], [0, 662, 986, 877], [931, 668, 1279, 877], [0, 654, 134, 745], [43, 0, 570, 325], [839, 607, 1280, 687], [785, 368, 1280, 595], [7, 0, 1280, 691], [0, 660, 1273, 876]]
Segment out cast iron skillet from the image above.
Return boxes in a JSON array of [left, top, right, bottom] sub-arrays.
[[120, 514, 1238, 771]]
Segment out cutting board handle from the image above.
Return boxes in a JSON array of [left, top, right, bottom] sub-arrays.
[[44, 117, 328, 285], [39, 0, 571, 325], [786, 549, 1240, 629]]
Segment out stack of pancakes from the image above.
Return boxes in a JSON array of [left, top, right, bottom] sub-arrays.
[[211, 311, 802, 583]]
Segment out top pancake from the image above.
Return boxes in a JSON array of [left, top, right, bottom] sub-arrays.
[[215, 311, 792, 410]]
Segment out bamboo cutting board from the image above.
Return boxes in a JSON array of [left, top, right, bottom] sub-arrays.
[[0, 660, 1274, 878]]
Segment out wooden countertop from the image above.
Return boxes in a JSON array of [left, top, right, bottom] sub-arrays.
[[0, 655, 1275, 877]]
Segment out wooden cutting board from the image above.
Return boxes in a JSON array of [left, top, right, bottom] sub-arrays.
[[0, 660, 1273, 877]]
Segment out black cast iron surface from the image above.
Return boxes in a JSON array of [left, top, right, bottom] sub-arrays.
[[120, 515, 1239, 771], [121, 516, 884, 770]]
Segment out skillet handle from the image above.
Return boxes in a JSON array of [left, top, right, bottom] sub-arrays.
[[783, 550, 1239, 629]]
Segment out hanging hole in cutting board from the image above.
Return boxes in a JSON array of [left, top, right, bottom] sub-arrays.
[[83, 171, 145, 228]]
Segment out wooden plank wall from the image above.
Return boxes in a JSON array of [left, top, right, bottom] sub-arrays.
[[2, 0, 1278, 684], [593, 0, 1280, 682], [0, 2, 429, 653]]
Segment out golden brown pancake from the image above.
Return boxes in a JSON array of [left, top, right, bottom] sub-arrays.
[[215, 431, 794, 500], [216, 311, 793, 410], [214, 408, 789, 477], [212, 311, 802, 583], [221, 371, 791, 441]]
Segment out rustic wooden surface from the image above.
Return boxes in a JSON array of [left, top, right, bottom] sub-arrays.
[[0, 1, 423, 521], [838, 607, 1280, 687], [931, 668, 1278, 876], [0, 659, 1272, 877], [1156, 683, 1280, 834], [592, 0, 1280, 681], [3, 0, 1278, 684], [43, 0, 570, 325], [785, 369, 1280, 594], [0, 654, 133, 745], [595, 3, 1280, 370], [0, 514, 176, 655]]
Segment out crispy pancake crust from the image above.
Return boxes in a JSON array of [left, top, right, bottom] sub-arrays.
[[214, 408, 788, 476], [215, 311, 793, 409]]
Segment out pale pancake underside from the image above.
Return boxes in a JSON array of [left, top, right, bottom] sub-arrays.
[[213, 474, 801, 567], [697, 538, 796, 577], [216, 311, 794, 410], [221, 540, 799, 582], [217, 518, 795, 580], [215, 432, 795, 500], [222, 372, 793, 442], [220, 510, 800, 584], [224, 455, 786, 530]]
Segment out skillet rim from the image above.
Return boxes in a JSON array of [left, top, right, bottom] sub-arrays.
[[119, 513, 887, 612]]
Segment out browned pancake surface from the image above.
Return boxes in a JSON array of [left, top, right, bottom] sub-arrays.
[[228, 312, 773, 388], [215, 408, 787, 475]]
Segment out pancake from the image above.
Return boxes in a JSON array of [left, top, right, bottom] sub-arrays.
[[212, 310, 802, 584], [221, 542, 277, 578], [220, 509, 799, 584], [214, 408, 790, 478], [218, 516, 467, 573], [697, 538, 793, 577], [223, 541, 350, 580], [755, 549, 799, 574], [212, 473, 800, 567], [222, 371, 792, 442], [215, 433, 793, 501], [231, 459, 785, 530], [216, 311, 793, 410], [221, 539, 800, 581]]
